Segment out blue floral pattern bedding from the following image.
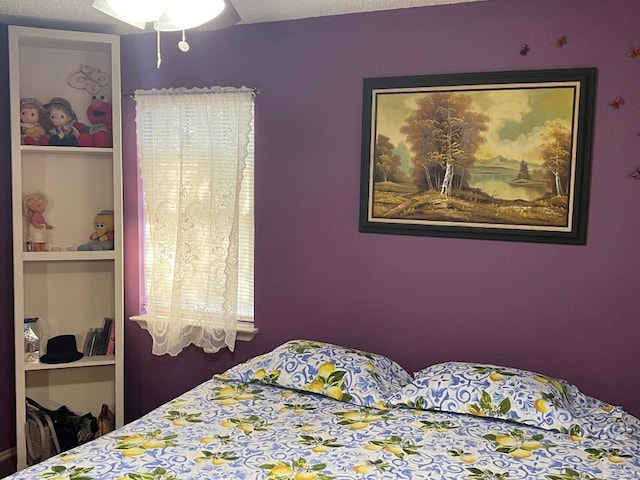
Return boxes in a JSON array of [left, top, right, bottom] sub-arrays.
[[8, 376, 640, 480], [223, 339, 413, 408], [388, 361, 636, 440]]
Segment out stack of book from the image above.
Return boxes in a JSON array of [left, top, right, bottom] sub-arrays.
[[83, 317, 115, 357]]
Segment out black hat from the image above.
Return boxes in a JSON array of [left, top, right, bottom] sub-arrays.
[[40, 335, 84, 364]]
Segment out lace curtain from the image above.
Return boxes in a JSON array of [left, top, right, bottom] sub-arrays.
[[134, 86, 254, 355]]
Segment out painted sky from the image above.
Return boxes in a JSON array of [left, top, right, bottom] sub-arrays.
[[375, 85, 576, 166]]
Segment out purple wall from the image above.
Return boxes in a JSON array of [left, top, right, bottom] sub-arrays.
[[120, 0, 640, 422], [1, 0, 640, 453]]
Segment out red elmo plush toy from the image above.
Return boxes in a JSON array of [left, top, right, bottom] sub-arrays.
[[78, 94, 112, 148]]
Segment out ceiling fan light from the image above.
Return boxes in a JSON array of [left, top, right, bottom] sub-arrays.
[[154, 0, 226, 31], [93, 0, 165, 29]]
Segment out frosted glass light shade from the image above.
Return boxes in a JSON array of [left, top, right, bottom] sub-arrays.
[[154, 0, 226, 31], [93, 0, 225, 31], [93, 0, 165, 29]]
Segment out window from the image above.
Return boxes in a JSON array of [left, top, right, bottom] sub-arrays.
[[133, 87, 256, 356]]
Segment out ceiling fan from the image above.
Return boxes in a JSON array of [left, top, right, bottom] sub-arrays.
[[92, 0, 241, 66], [197, 0, 241, 31]]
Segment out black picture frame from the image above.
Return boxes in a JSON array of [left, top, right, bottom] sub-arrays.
[[359, 68, 597, 244]]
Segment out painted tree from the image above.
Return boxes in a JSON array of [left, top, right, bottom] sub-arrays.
[[374, 134, 402, 182], [540, 121, 571, 196], [401, 92, 489, 195], [516, 160, 531, 180]]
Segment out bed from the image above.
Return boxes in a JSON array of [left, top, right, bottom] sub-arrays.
[[7, 339, 640, 479]]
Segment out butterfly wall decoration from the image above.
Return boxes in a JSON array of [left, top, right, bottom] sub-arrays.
[[609, 95, 625, 108], [553, 36, 567, 48], [68, 65, 110, 95], [627, 47, 640, 58]]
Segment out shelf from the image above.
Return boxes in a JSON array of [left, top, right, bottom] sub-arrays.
[[15, 28, 114, 53], [25, 355, 115, 371], [21, 146, 113, 154], [23, 251, 116, 262]]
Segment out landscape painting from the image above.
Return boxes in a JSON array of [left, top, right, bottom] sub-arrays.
[[359, 69, 596, 244]]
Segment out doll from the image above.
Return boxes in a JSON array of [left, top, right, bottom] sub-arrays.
[[24, 193, 54, 252], [20, 98, 47, 145], [44, 97, 79, 146]]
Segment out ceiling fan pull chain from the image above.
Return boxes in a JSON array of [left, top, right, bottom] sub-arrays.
[[156, 29, 162, 69], [178, 30, 190, 52]]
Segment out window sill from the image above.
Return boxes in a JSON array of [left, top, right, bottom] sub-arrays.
[[129, 315, 259, 342]]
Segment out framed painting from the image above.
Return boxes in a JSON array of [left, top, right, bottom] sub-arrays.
[[359, 68, 597, 244]]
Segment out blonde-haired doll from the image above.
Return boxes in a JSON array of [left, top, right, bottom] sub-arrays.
[[24, 193, 53, 251]]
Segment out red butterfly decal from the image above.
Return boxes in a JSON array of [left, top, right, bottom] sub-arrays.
[[553, 36, 567, 48], [627, 47, 640, 58], [610, 96, 625, 108], [518, 43, 530, 56]]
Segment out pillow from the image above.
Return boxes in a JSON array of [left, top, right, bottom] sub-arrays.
[[220, 340, 412, 408], [386, 361, 633, 439], [567, 387, 639, 439]]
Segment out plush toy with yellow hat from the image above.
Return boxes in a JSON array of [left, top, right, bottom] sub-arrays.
[[78, 210, 114, 251]]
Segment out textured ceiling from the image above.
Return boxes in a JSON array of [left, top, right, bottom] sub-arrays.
[[0, 0, 486, 35]]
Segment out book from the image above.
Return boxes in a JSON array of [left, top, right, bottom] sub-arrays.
[[82, 328, 94, 356], [97, 318, 112, 355], [87, 329, 100, 356], [106, 321, 115, 356]]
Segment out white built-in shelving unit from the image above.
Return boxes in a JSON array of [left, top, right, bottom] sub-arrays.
[[9, 26, 123, 469]]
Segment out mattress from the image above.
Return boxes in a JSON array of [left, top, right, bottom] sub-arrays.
[[7, 340, 640, 479]]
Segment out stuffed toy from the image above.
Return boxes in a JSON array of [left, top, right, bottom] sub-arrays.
[[20, 98, 49, 146], [78, 94, 113, 148], [78, 210, 114, 251], [44, 97, 80, 146]]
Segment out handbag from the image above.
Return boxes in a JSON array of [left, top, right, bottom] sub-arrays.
[[25, 402, 60, 465], [95, 404, 115, 438], [77, 413, 98, 444], [27, 397, 98, 460], [26, 397, 79, 452]]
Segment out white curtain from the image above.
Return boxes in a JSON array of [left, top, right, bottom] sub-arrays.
[[134, 86, 254, 356]]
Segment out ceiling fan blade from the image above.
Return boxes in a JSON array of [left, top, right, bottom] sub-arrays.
[[198, 0, 241, 31]]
